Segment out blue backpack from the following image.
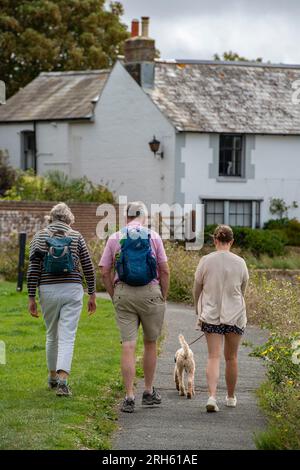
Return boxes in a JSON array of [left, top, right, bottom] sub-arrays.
[[115, 227, 157, 286], [43, 230, 75, 275]]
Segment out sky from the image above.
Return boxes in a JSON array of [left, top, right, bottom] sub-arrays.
[[117, 0, 300, 64]]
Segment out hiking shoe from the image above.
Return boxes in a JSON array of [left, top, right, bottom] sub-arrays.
[[48, 378, 58, 390], [142, 387, 162, 406], [121, 397, 135, 413], [56, 382, 72, 397], [226, 395, 237, 407], [206, 396, 219, 412]]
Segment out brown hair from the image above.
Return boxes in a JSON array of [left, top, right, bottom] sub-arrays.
[[213, 224, 234, 244]]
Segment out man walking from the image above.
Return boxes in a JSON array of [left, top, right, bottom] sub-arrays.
[[27, 203, 96, 396], [99, 202, 169, 413]]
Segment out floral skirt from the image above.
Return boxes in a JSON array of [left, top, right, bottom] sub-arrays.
[[201, 322, 245, 335]]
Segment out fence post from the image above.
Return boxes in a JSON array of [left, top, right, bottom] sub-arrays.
[[16, 232, 27, 292]]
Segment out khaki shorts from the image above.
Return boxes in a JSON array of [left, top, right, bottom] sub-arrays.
[[113, 283, 166, 342]]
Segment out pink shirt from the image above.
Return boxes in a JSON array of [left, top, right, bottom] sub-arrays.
[[99, 222, 168, 285]]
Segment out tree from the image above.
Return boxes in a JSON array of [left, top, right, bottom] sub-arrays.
[[214, 51, 263, 63], [269, 197, 298, 219], [0, 0, 129, 98]]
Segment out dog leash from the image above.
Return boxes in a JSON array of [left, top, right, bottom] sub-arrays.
[[188, 332, 205, 346]]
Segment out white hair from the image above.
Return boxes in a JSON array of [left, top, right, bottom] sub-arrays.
[[49, 202, 75, 225], [126, 201, 148, 220]]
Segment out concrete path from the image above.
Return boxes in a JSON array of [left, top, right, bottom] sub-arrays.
[[112, 301, 268, 450]]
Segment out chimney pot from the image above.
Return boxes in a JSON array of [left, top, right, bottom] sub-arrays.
[[141, 17, 150, 38], [131, 19, 139, 37]]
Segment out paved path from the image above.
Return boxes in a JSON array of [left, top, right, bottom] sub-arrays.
[[112, 301, 268, 450]]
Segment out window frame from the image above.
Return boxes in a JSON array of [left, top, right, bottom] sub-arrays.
[[203, 199, 261, 228], [219, 134, 245, 178]]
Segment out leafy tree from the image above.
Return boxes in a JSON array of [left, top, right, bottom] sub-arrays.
[[269, 197, 298, 219], [214, 51, 263, 63], [0, 0, 129, 98]]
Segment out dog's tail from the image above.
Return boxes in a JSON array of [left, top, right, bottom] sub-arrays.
[[178, 334, 190, 358]]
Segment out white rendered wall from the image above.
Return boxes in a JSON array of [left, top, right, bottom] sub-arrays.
[[181, 133, 300, 224], [0, 123, 34, 167], [69, 61, 176, 207], [36, 121, 71, 176]]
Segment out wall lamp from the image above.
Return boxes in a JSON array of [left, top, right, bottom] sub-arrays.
[[149, 136, 164, 159]]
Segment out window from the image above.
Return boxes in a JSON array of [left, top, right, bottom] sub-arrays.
[[203, 200, 224, 225], [21, 131, 36, 172], [203, 199, 261, 228], [229, 201, 252, 227], [219, 134, 244, 177]]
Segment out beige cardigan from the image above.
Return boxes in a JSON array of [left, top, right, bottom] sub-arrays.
[[195, 251, 249, 329]]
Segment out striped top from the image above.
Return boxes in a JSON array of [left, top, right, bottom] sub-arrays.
[[27, 221, 96, 297]]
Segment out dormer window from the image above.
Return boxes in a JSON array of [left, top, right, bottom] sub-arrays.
[[219, 134, 244, 177]]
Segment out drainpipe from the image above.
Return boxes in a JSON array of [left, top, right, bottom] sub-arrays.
[[33, 120, 37, 174]]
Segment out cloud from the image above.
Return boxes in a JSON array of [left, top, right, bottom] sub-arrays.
[[119, 0, 300, 63]]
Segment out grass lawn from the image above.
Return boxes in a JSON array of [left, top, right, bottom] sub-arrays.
[[0, 281, 126, 450]]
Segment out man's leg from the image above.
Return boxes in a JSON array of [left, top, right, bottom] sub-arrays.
[[143, 339, 157, 393], [121, 340, 136, 398]]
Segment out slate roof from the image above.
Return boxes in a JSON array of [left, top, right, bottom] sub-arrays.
[[150, 60, 300, 134], [1, 60, 300, 135], [0, 70, 109, 122]]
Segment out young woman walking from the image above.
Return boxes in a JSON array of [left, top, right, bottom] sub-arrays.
[[194, 225, 249, 412]]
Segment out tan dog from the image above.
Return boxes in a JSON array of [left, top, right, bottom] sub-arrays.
[[174, 334, 195, 399]]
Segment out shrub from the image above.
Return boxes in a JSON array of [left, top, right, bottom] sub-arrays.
[[205, 224, 286, 257], [0, 233, 29, 282], [0, 150, 17, 196], [252, 333, 300, 450], [2, 170, 115, 203], [264, 218, 300, 246], [87, 238, 107, 292]]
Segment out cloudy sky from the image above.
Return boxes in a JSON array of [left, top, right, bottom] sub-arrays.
[[118, 0, 300, 64]]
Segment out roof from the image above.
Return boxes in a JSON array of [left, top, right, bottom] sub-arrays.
[[149, 60, 300, 134], [0, 70, 109, 122]]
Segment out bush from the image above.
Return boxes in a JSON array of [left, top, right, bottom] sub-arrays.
[[2, 170, 115, 203], [0, 150, 17, 196], [0, 233, 29, 282], [205, 224, 286, 257], [252, 333, 300, 450], [264, 218, 300, 246]]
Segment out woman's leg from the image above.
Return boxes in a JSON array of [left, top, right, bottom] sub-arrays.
[[56, 286, 83, 378], [224, 333, 242, 398], [205, 333, 223, 398], [39, 286, 60, 377]]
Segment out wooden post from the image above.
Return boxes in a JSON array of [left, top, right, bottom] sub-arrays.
[[16, 232, 27, 292]]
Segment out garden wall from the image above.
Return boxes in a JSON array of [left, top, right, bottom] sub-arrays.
[[0, 201, 120, 242]]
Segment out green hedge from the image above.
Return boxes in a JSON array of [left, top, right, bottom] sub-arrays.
[[264, 218, 300, 246], [205, 224, 286, 257]]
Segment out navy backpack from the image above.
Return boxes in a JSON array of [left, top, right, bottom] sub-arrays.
[[115, 227, 157, 286]]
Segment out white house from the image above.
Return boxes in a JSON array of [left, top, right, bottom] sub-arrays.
[[1, 17, 300, 227]]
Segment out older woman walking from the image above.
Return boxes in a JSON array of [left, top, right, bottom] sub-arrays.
[[194, 225, 249, 412], [27, 203, 96, 396]]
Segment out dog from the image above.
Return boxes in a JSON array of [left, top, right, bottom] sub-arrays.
[[174, 334, 195, 399]]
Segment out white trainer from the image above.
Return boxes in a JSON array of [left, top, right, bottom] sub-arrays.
[[206, 396, 219, 412], [226, 395, 237, 407]]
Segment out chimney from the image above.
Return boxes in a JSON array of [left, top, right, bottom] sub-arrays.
[[124, 17, 155, 90], [131, 19, 139, 38], [141, 17, 149, 37]]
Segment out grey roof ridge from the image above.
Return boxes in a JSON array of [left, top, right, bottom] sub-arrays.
[[39, 69, 111, 77], [155, 58, 300, 69]]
